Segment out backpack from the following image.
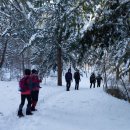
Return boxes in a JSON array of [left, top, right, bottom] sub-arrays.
[[19, 76, 30, 92]]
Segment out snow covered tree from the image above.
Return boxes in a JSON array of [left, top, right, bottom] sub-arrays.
[[0, 0, 37, 77], [76, 0, 130, 98], [0, 1, 12, 71], [80, 0, 130, 77], [28, 0, 92, 86]]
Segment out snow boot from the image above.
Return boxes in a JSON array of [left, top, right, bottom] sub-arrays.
[[31, 101, 37, 111], [31, 107, 37, 111], [26, 104, 33, 115], [17, 110, 24, 117], [26, 107, 33, 115], [26, 111, 33, 115]]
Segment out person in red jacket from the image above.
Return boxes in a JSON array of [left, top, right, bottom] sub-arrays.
[[17, 69, 33, 117], [30, 69, 42, 111]]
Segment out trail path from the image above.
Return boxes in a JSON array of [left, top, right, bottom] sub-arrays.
[[0, 76, 130, 130]]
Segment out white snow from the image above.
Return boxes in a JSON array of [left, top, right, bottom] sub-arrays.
[[27, 1, 34, 9], [29, 33, 37, 45], [0, 74, 130, 130], [1, 27, 10, 37]]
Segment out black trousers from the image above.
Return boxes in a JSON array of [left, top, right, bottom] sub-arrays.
[[75, 81, 79, 90], [90, 82, 95, 88], [18, 94, 31, 112], [97, 81, 101, 87], [31, 91, 39, 102], [66, 81, 71, 91]]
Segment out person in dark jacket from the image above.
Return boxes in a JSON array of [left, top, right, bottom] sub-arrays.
[[96, 74, 102, 87], [74, 69, 80, 90], [17, 69, 33, 117], [90, 73, 96, 88], [65, 69, 72, 91], [30, 69, 42, 111]]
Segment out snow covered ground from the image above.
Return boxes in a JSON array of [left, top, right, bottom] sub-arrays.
[[0, 73, 130, 130]]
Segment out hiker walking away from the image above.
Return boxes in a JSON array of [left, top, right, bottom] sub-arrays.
[[74, 69, 81, 90], [96, 74, 102, 87], [90, 73, 96, 88], [65, 69, 72, 91], [30, 69, 42, 111], [17, 69, 33, 117]]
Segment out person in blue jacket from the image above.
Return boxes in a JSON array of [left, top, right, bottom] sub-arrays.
[[65, 69, 72, 91], [74, 69, 81, 90], [90, 73, 96, 88]]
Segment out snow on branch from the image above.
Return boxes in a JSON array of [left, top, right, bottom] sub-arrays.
[[66, 0, 88, 16], [20, 33, 39, 54], [80, 4, 103, 35], [1, 27, 11, 37], [9, 0, 23, 14], [0, 10, 11, 18], [29, 33, 37, 46], [9, 0, 33, 27], [26, 1, 34, 9]]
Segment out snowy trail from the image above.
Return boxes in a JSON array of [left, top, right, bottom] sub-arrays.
[[0, 76, 130, 130], [41, 88, 130, 130]]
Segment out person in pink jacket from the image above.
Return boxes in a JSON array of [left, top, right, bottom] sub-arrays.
[[30, 69, 42, 111], [17, 69, 33, 117]]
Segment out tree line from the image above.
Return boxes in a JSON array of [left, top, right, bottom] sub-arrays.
[[0, 0, 130, 96]]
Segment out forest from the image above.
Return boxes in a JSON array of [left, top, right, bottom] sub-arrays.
[[0, 0, 130, 100]]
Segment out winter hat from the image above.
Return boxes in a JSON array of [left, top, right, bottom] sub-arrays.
[[32, 69, 37, 74], [24, 69, 31, 75]]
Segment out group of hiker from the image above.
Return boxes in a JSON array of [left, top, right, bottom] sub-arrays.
[[90, 73, 102, 88], [65, 68, 103, 91], [65, 68, 81, 91], [18, 68, 102, 117], [18, 69, 42, 117]]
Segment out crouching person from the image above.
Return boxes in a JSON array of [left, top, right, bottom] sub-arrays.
[[30, 69, 42, 111], [17, 69, 33, 117]]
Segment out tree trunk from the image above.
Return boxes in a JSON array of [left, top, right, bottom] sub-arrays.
[[104, 64, 108, 89], [129, 69, 130, 83], [57, 47, 62, 86], [21, 53, 25, 75], [116, 67, 120, 80], [27, 48, 31, 69], [0, 39, 8, 70], [103, 51, 108, 89]]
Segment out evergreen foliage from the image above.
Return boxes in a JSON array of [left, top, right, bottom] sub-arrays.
[[0, 0, 129, 88]]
